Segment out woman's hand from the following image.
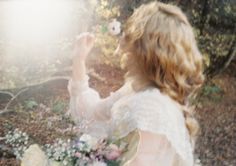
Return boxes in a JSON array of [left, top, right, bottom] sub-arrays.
[[73, 32, 95, 61], [71, 32, 94, 81]]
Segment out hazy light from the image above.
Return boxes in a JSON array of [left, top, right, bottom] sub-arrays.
[[0, 0, 90, 89], [3, 0, 74, 43]]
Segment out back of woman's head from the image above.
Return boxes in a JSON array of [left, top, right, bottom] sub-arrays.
[[121, 1, 204, 104]]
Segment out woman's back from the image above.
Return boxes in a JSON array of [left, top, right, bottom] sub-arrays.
[[109, 86, 194, 165]]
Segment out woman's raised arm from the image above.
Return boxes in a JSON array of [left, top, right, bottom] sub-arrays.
[[68, 33, 126, 124]]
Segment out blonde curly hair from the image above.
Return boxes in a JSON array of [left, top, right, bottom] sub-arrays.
[[120, 2, 204, 143]]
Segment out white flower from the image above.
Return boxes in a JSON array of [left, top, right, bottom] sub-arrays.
[[108, 19, 121, 36], [194, 158, 202, 166], [79, 134, 98, 151], [90, 161, 107, 166], [62, 160, 68, 166]]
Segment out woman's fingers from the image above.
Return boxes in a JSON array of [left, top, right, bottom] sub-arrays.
[[73, 32, 95, 59], [85, 33, 95, 48], [76, 32, 94, 46]]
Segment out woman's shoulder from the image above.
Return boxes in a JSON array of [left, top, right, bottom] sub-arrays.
[[112, 87, 182, 117], [110, 87, 187, 140]]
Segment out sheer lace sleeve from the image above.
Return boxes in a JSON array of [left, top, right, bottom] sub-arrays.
[[67, 75, 131, 137], [68, 75, 100, 122]]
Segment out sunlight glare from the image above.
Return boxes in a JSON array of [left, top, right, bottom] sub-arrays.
[[4, 0, 73, 43]]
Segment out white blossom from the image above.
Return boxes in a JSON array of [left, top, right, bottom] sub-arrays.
[[79, 134, 99, 152], [108, 19, 121, 35], [90, 161, 107, 166]]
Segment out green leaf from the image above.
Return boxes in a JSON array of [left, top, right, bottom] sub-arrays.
[[106, 160, 121, 166], [101, 24, 108, 34], [24, 99, 38, 109], [52, 101, 66, 113]]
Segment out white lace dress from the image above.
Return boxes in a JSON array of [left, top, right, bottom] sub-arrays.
[[68, 76, 194, 166]]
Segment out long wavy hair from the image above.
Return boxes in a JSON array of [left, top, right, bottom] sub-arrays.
[[120, 2, 204, 144]]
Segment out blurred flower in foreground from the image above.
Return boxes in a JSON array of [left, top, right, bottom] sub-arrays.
[[108, 19, 121, 36], [79, 134, 99, 152], [4, 128, 125, 166], [91, 161, 107, 166], [105, 144, 122, 160]]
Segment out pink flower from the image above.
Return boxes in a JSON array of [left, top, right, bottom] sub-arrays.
[[74, 152, 82, 158], [105, 144, 122, 160]]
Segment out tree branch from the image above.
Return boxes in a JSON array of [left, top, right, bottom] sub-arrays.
[[205, 39, 236, 78], [0, 88, 29, 115], [0, 91, 14, 98], [0, 76, 70, 115]]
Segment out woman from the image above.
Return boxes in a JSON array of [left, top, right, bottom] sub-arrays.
[[68, 1, 204, 165]]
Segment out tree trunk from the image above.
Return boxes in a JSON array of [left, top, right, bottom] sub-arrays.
[[204, 39, 236, 78]]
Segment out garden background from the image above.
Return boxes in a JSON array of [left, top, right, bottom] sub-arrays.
[[0, 0, 235, 165]]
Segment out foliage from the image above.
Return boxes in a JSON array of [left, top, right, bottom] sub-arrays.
[[24, 98, 38, 110], [92, 26, 120, 67], [202, 85, 222, 96], [106, 160, 121, 166], [200, 83, 224, 102], [5, 129, 30, 159], [91, 0, 121, 67], [52, 100, 68, 113], [183, 0, 236, 77], [95, 0, 120, 20]]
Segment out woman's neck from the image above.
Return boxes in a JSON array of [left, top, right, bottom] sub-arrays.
[[125, 74, 154, 93]]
